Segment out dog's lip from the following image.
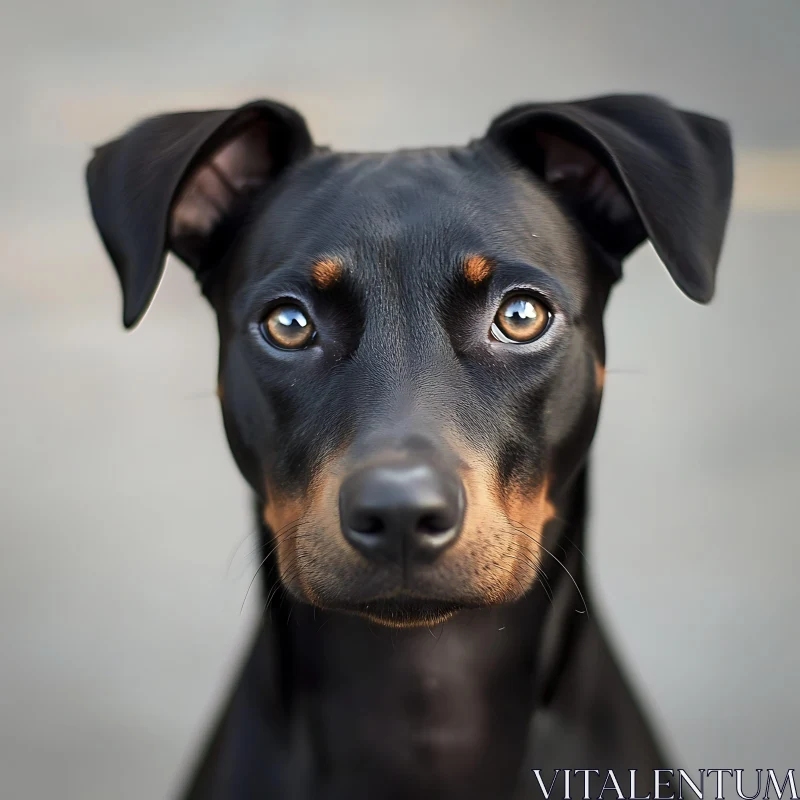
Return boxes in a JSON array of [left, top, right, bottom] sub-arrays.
[[333, 593, 474, 623]]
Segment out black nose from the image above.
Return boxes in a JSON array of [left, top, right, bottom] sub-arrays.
[[339, 461, 464, 564]]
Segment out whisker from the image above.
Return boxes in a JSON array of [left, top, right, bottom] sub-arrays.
[[240, 519, 303, 613], [508, 519, 589, 616], [509, 546, 556, 602], [530, 564, 555, 606], [551, 529, 590, 571], [225, 522, 261, 578], [427, 623, 444, 640], [264, 559, 302, 613], [492, 562, 538, 604]]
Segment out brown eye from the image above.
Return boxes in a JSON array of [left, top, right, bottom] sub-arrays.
[[261, 304, 315, 350], [491, 294, 551, 343]]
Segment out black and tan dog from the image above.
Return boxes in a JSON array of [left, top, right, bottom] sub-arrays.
[[86, 94, 732, 799]]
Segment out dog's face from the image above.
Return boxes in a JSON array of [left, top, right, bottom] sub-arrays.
[[215, 148, 605, 622], [87, 96, 732, 625]]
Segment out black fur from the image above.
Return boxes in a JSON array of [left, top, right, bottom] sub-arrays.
[[86, 94, 733, 799]]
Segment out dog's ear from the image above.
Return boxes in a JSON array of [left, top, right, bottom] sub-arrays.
[[486, 95, 733, 302], [86, 100, 313, 328]]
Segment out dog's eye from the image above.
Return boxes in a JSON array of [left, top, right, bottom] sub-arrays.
[[261, 304, 316, 350], [491, 295, 551, 343]]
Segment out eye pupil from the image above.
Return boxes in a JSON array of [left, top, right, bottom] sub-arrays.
[[491, 294, 550, 343], [262, 304, 315, 349]]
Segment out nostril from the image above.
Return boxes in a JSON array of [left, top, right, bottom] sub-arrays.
[[352, 514, 386, 535], [417, 511, 455, 535]]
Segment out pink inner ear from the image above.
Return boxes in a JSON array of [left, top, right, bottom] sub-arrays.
[[536, 132, 634, 224], [170, 121, 272, 242]]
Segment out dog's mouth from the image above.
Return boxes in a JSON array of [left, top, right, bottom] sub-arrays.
[[338, 595, 470, 628]]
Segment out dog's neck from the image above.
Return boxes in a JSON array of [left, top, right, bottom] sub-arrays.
[[258, 469, 588, 799]]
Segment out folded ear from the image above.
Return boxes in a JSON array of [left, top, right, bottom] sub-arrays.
[[486, 94, 734, 303], [86, 100, 313, 328]]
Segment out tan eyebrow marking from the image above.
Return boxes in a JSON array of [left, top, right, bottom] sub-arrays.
[[310, 258, 344, 289], [463, 255, 494, 285]]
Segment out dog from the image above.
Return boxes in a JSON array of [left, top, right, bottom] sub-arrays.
[[86, 93, 733, 799]]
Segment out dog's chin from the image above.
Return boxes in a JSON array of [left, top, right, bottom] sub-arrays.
[[334, 596, 467, 628]]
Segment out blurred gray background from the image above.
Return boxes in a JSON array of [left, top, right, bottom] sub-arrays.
[[2, 2, 799, 798]]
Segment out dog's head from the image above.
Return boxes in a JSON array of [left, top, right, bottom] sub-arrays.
[[87, 95, 732, 626]]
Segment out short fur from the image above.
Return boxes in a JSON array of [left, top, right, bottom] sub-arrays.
[[86, 93, 733, 799]]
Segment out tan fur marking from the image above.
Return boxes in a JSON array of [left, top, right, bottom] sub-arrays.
[[262, 452, 356, 607], [216, 382, 224, 401], [263, 440, 559, 623], [310, 258, 343, 289], [449, 450, 556, 607], [496, 476, 556, 596], [595, 360, 606, 391], [262, 483, 308, 591], [463, 255, 494, 285]]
